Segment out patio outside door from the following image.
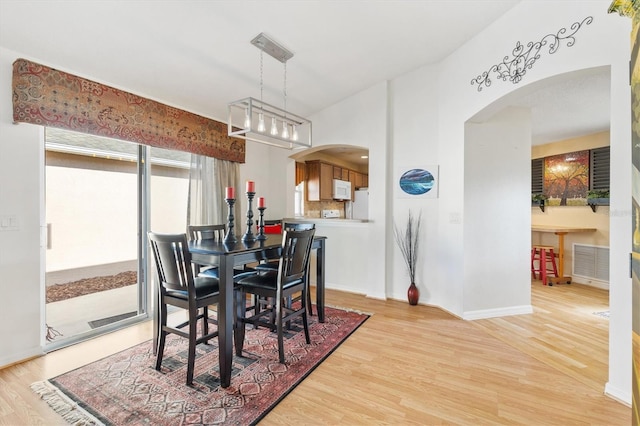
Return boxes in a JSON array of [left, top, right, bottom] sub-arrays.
[[43, 128, 189, 349]]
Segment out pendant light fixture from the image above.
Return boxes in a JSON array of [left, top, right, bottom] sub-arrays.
[[228, 33, 312, 149]]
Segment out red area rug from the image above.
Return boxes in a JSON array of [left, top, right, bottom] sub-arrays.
[[32, 306, 368, 425]]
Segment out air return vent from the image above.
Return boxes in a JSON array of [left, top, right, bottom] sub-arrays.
[[572, 244, 609, 282]]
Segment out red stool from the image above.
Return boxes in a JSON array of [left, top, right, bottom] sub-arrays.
[[531, 245, 558, 286]]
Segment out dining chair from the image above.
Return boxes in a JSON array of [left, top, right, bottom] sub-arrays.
[[187, 224, 226, 278], [255, 222, 315, 316], [148, 232, 220, 385], [234, 226, 316, 363]]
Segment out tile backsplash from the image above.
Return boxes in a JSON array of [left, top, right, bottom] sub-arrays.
[[304, 200, 344, 218]]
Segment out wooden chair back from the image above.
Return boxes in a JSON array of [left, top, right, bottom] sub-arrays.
[[277, 227, 316, 289], [187, 224, 226, 241], [148, 232, 195, 298]]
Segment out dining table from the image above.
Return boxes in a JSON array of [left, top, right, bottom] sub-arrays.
[[531, 224, 596, 285], [151, 233, 327, 389]]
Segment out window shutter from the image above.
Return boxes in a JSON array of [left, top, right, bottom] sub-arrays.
[[590, 147, 610, 191], [531, 158, 544, 194]]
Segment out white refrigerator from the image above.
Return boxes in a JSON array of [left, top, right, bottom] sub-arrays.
[[352, 188, 369, 220]]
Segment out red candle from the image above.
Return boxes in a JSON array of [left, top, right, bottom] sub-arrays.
[[257, 197, 265, 208], [246, 180, 255, 193], [225, 186, 234, 199]]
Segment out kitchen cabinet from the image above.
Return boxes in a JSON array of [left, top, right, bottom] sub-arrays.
[[295, 162, 306, 186], [353, 172, 369, 189], [349, 170, 357, 200], [333, 165, 349, 180], [307, 161, 334, 201], [307, 160, 368, 201], [354, 172, 363, 189]]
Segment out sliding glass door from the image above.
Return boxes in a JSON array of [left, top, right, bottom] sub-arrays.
[[44, 128, 189, 349]]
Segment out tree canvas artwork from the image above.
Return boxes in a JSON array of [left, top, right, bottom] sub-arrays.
[[543, 150, 589, 206]]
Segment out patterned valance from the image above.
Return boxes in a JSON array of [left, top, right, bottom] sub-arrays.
[[12, 58, 245, 163]]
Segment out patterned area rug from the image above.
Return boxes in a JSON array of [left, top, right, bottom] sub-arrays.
[[32, 306, 368, 425]]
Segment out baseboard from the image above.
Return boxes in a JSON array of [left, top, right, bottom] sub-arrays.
[[365, 292, 387, 300], [570, 276, 609, 290], [463, 305, 533, 320], [324, 282, 386, 299], [0, 346, 44, 370], [604, 381, 632, 407]]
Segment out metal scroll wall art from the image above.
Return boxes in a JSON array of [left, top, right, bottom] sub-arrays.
[[471, 16, 593, 92]]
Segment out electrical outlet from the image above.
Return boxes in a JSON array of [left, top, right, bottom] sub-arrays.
[[322, 209, 340, 218]]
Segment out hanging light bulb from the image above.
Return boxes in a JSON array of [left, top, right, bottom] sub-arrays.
[[282, 122, 290, 139], [257, 113, 265, 132], [270, 117, 278, 135], [244, 108, 251, 129], [291, 124, 299, 141]]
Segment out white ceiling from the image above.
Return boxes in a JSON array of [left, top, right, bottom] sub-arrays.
[[0, 0, 610, 150]]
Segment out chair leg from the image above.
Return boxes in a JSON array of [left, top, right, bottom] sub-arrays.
[[306, 283, 313, 316], [253, 294, 261, 329], [285, 295, 293, 330], [202, 306, 209, 344], [268, 297, 276, 326], [155, 303, 168, 371], [276, 295, 285, 364], [539, 248, 548, 285], [302, 289, 311, 344], [548, 249, 558, 277], [234, 290, 247, 356], [186, 305, 198, 385]]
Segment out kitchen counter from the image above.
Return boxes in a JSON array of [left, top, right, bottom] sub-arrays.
[[283, 217, 369, 225]]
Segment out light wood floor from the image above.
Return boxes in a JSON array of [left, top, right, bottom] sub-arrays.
[[0, 283, 630, 425]]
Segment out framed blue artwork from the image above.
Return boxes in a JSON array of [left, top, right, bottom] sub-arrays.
[[396, 165, 439, 198]]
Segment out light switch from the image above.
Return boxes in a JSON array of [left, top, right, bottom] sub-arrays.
[[449, 212, 462, 225], [0, 215, 18, 231]]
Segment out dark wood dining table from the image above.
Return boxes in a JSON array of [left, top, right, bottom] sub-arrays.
[[152, 233, 327, 388]]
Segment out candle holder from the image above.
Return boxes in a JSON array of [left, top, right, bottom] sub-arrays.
[[256, 206, 267, 240], [242, 191, 256, 242], [224, 198, 237, 244]]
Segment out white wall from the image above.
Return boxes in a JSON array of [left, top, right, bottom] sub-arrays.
[[241, 140, 289, 223], [0, 47, 44, 364], [309, 82, 388, 299], [390, 64, 441, 304], [435, 0, 631, 403], [607, 31, 633, 403], [464, 107, 533, 318], [311, 221, 370, 295]]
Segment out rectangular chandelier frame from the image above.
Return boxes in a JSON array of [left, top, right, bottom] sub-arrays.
[[228, 97, 312, 149]]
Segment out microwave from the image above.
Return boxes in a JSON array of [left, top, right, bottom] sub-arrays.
[[332, 179, 352, 200]]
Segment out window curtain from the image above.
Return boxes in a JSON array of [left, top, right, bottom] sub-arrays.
[[187, 155, 240, 228]]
